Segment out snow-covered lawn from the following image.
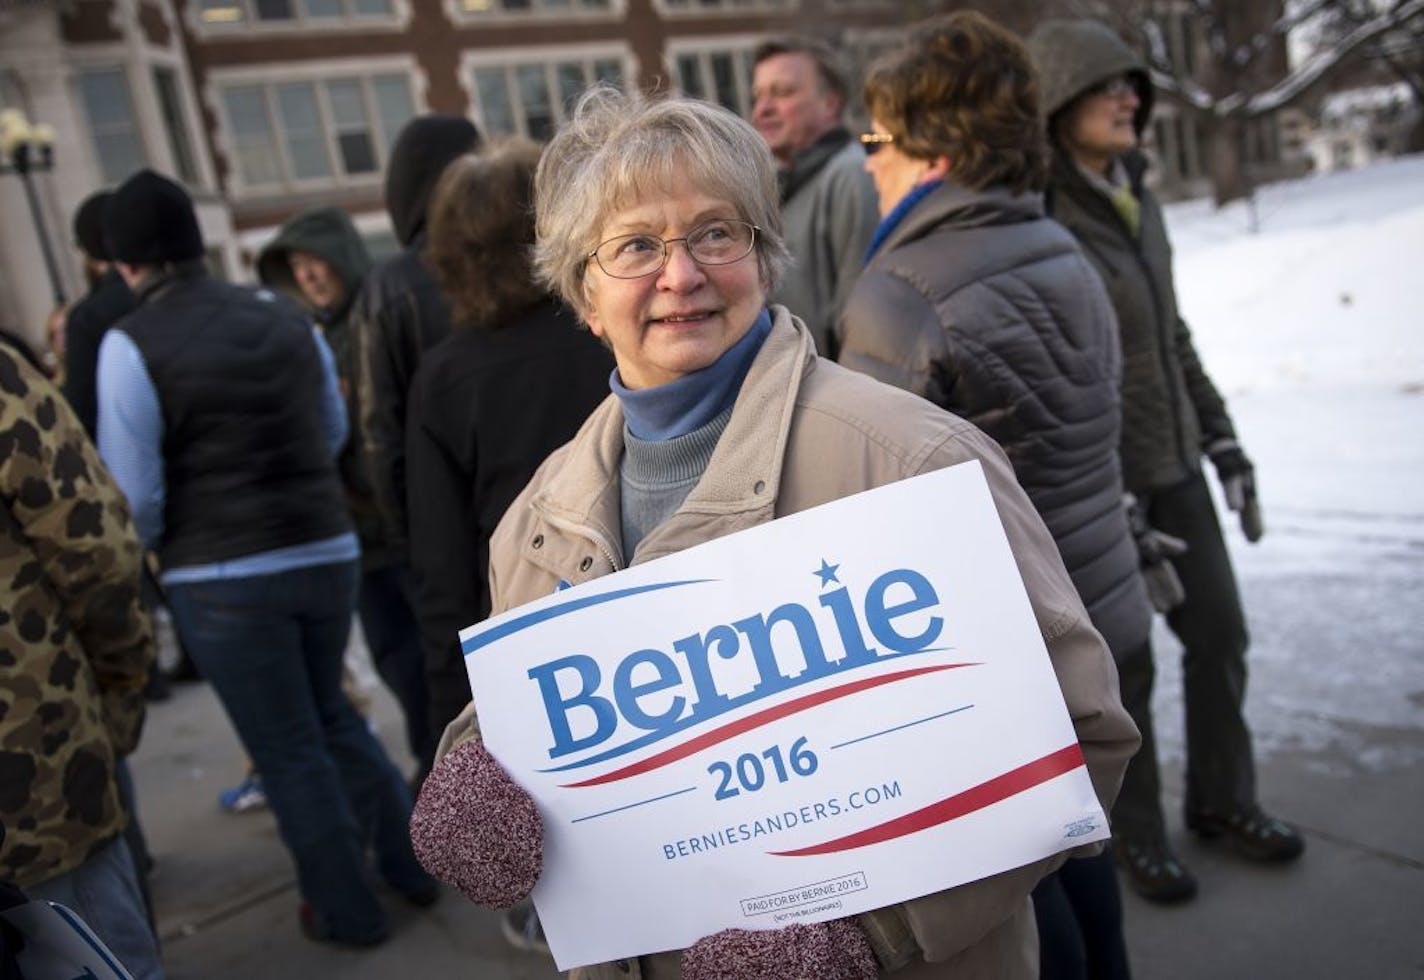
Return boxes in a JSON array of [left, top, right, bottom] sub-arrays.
[[1171, 154, 1424, 397], [1150, 155, 1424, 769]]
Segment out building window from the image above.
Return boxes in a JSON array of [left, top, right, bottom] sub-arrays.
[[196, 0, 392, 25], [659, 0, 788, 11], [153, 67, 200, 185], [471, 55, 624, 140], [77, 68, 147, 184], [674, 47, 755, 117], [454, 0, 610, 13], [220, 73, 415, 190]]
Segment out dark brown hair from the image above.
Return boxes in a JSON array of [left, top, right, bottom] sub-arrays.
[[864, 11, 1047, 194], [426, 139, 547, 329]]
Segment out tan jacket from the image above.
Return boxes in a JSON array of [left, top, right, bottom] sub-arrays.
[[468, 309, 1137, 978]]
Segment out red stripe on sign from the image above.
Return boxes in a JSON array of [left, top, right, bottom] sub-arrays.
[[768, 743, 1087, 857], [560, 663, 977, 788]]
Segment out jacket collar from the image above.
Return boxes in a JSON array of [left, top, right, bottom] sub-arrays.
[[779, 127, 852, 202], [528, 306, 814, 568], [875, 182, 1045, 257], [134, 259, 207, 305]]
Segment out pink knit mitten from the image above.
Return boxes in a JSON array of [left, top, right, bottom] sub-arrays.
[[681, 920, 878, 980], [409, 740, 543, 908]]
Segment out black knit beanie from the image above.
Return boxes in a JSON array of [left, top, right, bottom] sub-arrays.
[[103, 169, 205, 265], [73, 191, 112, 261]]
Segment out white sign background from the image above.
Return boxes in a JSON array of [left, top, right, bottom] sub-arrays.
[[461, 461, 1108, 970]]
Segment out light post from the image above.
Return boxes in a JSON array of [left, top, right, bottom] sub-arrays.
[[0, 108, 66, 306]]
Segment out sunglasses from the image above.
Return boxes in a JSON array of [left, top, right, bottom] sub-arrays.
[[859, 132, 896, 156]]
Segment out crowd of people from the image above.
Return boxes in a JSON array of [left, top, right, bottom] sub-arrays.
[[1, 11, 1304, 979]]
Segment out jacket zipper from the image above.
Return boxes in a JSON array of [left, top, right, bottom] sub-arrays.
[[535, 505, 624, 574], [1126, 239, 1192, 477], [1075, 184, 1192, 479]]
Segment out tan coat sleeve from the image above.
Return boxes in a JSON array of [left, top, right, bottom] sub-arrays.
[[882, 424, 1140, 965]]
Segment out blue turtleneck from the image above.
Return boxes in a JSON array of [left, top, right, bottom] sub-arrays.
[[865, 179, 944, 263], [612, 309, 772, 560], [612, 308, 772, 441]]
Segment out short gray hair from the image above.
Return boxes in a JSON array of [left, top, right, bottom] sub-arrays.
[[533, 85, 791, 319]]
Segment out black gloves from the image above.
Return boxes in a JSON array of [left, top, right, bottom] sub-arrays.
[[1125, 493, 1187, 613], [1207, 439, 1264, 543]]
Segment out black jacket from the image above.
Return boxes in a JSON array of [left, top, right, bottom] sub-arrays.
[[406, 299, 612, 736], [117, 264, 350, 570], [839, 183, 1152, 657], [256, 208, 396, 567], [1045, 151, 1236, 494], [1029, 18, 1236, 495], [63, 269, 137, 439], [349, 116, 479, 552]]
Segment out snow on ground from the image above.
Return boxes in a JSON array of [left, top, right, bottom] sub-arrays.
[[1146, 155, 1424, 775]]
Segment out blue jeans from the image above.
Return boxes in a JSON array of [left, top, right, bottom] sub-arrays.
[[167, 560, 433, 944], [29, 836, 165, 980], [358, 564, 433, 768]]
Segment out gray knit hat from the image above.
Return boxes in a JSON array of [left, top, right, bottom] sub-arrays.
[[1026, 19, 1154, 138]]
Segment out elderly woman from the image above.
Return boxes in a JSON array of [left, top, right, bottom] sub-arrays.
[[837, 12, 1154, 975], [409, 85, 1138, 979]]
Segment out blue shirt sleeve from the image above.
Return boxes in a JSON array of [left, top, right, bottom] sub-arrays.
[[312, 327, 347, 459], [96, 330, 166, 550]]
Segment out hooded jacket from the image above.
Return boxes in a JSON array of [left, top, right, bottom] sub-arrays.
[[256, 208, 392, 567], [1, 340, 153, 889], [839, 182, 1152, 660], [350, 115, 481, 552], [456, 309, 1138, 979], [256, 206, 371, 334], [1028, 20, 1237, 494]]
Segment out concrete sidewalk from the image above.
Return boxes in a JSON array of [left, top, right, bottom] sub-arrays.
[[128, 553, 1424, 980], [128, 661, 1423, 980]]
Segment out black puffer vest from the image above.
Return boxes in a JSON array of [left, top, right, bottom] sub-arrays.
[[118, 264, 351, 570]]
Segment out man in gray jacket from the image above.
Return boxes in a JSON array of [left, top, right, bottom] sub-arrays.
[[751, 37, 879, 357]]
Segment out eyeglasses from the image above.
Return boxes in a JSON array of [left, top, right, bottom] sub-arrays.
[[587, 218, 758, 280], [1087, 76, 1137, 100], [859, 132, 896, 156]]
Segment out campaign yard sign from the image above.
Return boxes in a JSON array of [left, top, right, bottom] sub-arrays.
[[461, 460, 1108, 970]]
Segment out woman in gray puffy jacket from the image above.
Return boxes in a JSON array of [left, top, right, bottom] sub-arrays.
[[837, 12, 1152, 978]]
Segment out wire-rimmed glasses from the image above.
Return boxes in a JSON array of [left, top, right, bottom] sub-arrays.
[[587, 218, 758, 279]]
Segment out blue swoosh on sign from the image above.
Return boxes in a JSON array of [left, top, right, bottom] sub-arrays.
[[460, 579, 717, 656]]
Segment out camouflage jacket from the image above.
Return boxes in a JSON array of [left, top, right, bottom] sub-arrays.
[[0, 340, 153, 889]]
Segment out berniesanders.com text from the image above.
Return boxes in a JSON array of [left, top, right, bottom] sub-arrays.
[[660, 780, 902, 861]]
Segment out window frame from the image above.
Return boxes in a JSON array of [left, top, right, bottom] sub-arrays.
[[461, 45, 635, 142], [443, 0, 624, 25], [664, 35, 761, 119], [188, 0, 410, 37], [651, 0, 795, 18], [210, 59, 421, 197], [75, 64, 150, 186], [152, 64, 202, 187]]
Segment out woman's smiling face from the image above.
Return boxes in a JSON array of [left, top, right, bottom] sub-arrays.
[[581, 171, 764, 390]]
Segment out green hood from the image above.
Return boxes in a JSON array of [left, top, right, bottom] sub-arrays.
[[256, 207, 372, 321], [1027, 19, 1155, 140]]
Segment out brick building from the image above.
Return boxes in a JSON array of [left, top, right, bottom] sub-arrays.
[[0, 0, 908, 345], [0, 0, 1303, 345]]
